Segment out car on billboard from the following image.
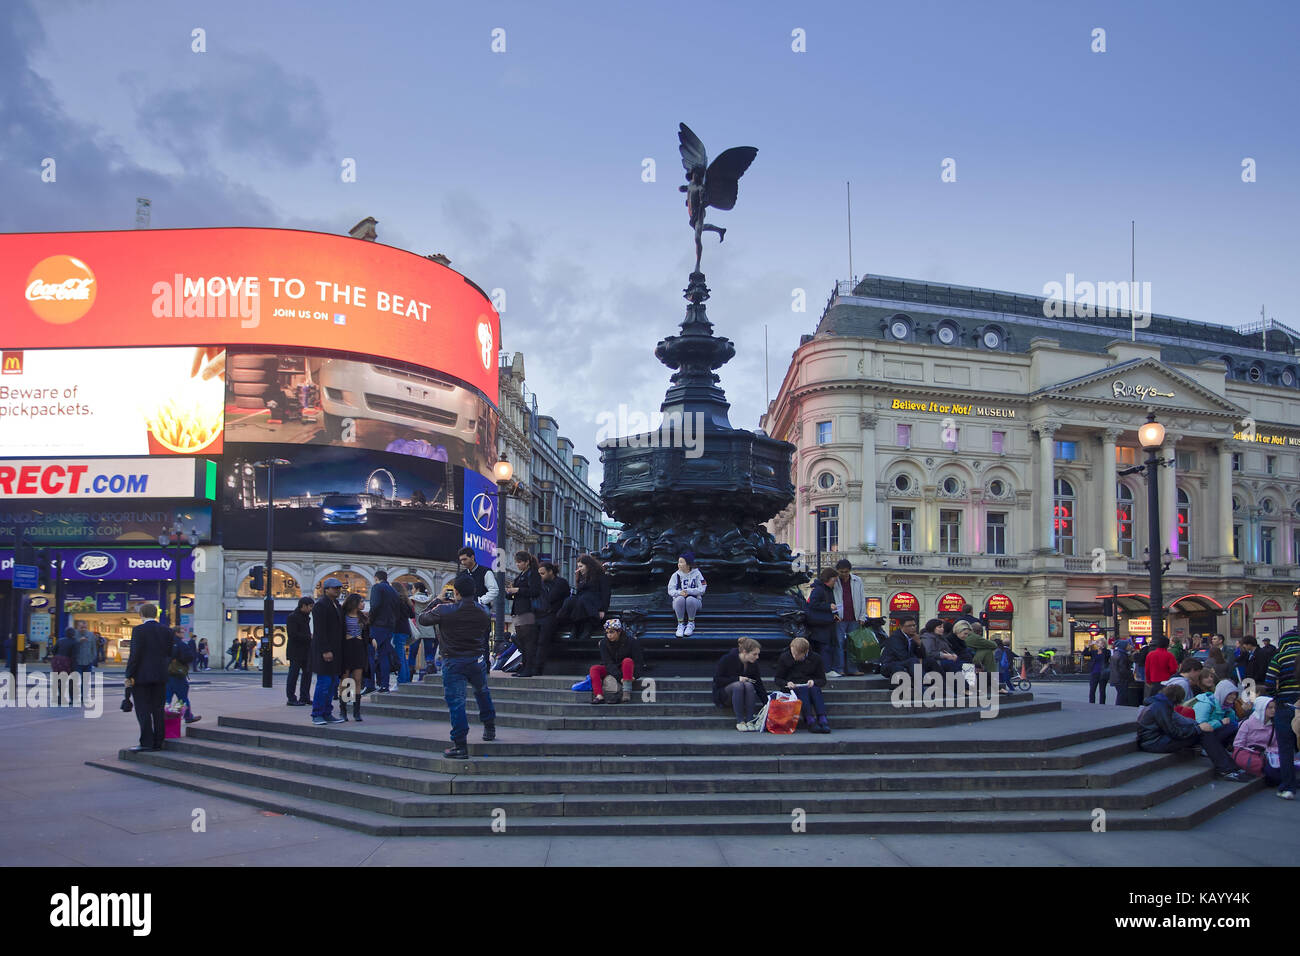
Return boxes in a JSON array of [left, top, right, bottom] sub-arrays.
[[318, 493, 367, 526], [317, 359, 486, 451]]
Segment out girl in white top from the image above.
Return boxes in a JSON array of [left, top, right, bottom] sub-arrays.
[[668, 552, 707, 636]]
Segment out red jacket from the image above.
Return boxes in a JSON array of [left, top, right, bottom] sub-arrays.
[[1145, 648, 1178, 684]]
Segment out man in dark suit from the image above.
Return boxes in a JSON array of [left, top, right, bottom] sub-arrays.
[[124, 603, 174, 751], [285, 597, 314, 705], [878, 617, 923, 681], [310, 578, 347, 724], [368, 570, 403, 692]]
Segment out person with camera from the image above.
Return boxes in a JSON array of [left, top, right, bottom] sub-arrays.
[[418, 575, 496, 758]]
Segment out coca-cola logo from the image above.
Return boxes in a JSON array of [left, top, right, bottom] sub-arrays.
[[25, 255, 97, 324]]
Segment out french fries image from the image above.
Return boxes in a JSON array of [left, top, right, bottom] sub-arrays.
[[145, 396, 224, 452]]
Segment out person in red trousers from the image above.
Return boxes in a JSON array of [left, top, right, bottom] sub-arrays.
[[590, 619, 644, 704]]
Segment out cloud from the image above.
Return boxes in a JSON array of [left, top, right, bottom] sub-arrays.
[[0, 1, 330, 233]]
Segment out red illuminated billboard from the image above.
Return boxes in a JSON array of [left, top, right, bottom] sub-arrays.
[[1, 228, 499, 400]]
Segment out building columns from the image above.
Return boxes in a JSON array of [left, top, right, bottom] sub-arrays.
[[1036, 423, 1058, 551], [860, 413, 878, 548], [1101, 429, 1120, 554], [1160, 436, 1178, 558], [1217, 441, 1235, 559]]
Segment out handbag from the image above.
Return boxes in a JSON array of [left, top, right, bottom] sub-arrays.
[[50, 655, 73, 674], [168, 658, 189, 679], [742, 696, 771, 732], [764, 691, 802, 734], [1233, 747, 1265, 776]]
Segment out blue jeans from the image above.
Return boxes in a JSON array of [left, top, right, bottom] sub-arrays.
[[165, 675, 190, 709], [371, 626, 393, 689], [792, 684, 827, 720], [311, 674, 340, 720], [1275, 699, 1297, 793], [441, 657, 495, 745], [834, 621, 855, 673], [392, 632, 410, 683]]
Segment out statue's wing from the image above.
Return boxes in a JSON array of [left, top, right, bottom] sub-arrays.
[[703, 146, 758, 210], [678, 123, 708, 173]]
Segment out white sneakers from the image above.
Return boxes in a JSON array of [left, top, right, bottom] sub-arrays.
[[675, 622, 686, 637], [684, 621, 696, 636], [1278, 790, 1296, 801], [826, 670, 842, 678]]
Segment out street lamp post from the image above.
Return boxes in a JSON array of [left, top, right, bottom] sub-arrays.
[[1137, 414, 1170, 646], [253, 458, 290, 689], [157, 521, 200, 630], [492, 454, 514, 658]]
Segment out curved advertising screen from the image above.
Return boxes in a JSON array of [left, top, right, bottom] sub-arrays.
[[1, 227, 499, 399]]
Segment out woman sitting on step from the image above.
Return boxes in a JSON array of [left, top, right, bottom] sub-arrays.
[[713, 637, 767, 730], [668, 552, 707, 636], [590, 619, 644, 704], [773, 637, 830, 734]]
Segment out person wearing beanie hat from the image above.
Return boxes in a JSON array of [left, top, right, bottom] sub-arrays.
[[588, 618, 644, 704], [668, 553, 707, 637]]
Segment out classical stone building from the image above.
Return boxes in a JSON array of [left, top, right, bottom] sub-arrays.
[[762, 275, 1300, 655]]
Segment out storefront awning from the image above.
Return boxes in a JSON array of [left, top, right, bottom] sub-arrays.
[[1094, 592, 1150, 613], [1168, 593, 1224, 614]]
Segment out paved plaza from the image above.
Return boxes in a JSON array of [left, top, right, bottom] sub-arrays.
[[1, 671, 1295, 866]]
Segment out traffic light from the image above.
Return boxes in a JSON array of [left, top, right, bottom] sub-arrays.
[[1102, 598, 1115, 617], [979, 612, 989, 629], [250, 565, 266, 592], [35, 550, 51, 590]]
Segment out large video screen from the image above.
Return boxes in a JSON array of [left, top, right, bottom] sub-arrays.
[[2, 228, 499, 399], [0, 347, 225, 456], [222, 350, 498, 476], [219, 442, 462, 559]]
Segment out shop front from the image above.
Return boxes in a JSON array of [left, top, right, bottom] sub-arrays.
[[936, 591, 968, 626], [985, 593, 1015, 650]]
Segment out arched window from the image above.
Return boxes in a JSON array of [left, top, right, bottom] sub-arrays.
[[1117, 484, 1134, 557], [1053, 478, 1076, 556], [237, 567, 300, 599], [314, 569, 369, 598], [1176, 488, 1190, 558]]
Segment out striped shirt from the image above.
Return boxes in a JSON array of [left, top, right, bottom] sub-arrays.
[[1264, 630, 1300, 701]]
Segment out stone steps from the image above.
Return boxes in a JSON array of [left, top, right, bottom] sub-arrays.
[[85, 755, 1264, 835], [356, 697, 1059, 730]]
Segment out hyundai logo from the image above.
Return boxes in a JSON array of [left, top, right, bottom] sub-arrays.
[[470, 493, 495, 532], [75, 551, 116, 576]]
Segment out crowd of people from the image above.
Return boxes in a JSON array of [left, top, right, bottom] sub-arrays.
[[1130, 627, 1300, 799]]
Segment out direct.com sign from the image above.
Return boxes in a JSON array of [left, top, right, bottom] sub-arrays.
[[0, 458, 198, 499]]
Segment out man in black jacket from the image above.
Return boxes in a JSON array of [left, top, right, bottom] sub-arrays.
[[368, 570, 404, 692], [418, 575, 495, 758], [124, 603, 174, 751], [879, 618, 923, 680], [285, 597, 314, 706], [527, 562, 569, 677], [310, 579, 347, 725]]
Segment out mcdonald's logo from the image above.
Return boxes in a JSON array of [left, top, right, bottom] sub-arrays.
[[1, 351, 22, 375]]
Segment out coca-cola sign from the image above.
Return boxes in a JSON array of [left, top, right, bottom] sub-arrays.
[[24, 255, 97, 323]]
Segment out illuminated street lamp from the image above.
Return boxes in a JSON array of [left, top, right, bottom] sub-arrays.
[[492, 453, 514, 655], [1131, 413, 1171, 645]]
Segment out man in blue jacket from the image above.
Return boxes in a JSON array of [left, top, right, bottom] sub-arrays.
[[418, 575, 495, 758]]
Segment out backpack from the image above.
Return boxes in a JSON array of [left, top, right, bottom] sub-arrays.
[[174, 640, 195, 665]]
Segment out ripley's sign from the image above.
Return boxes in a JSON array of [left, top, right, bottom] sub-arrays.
[[1112, 381, 1175, 401]]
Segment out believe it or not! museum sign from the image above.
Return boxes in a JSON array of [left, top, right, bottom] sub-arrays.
[[890, 398, 1017, 418]]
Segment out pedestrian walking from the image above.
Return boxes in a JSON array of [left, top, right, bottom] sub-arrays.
[[417, 575, 495, 758], [310, 578, 347, 725], [286, 597, 314, 706], [391, 580, 415, 685], [51, 628, 77, 707], [124, 604, 174, 751], [368, 570, 405, 692], [165, 628, 201, 724]]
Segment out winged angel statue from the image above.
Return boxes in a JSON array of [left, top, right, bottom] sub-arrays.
[[678, 123, 758, 273]]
